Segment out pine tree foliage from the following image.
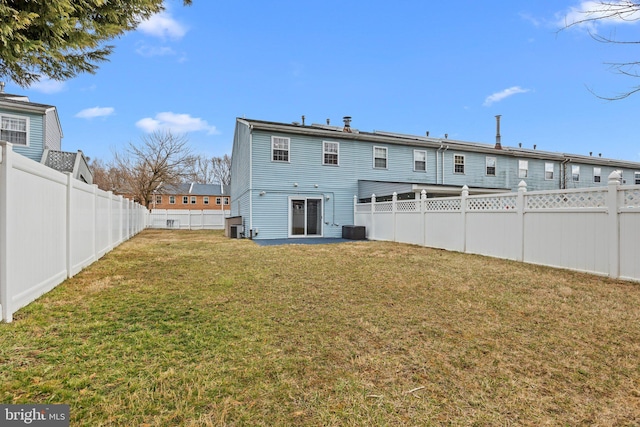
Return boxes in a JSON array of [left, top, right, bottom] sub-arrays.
[[0, 0, 191, 86]]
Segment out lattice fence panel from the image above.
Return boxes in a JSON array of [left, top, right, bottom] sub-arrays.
[[467, 196, 517, 211], [375, 202, 393, 212], [396, 200, 418, 212], [526, 190, 607, 209], [425, 199, 461, 212], [623, 188, 640, 207]]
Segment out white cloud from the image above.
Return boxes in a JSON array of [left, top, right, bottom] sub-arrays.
[[29, 78, 65, 94], [483, 86, 530, 107], [138, 11, 187, 39], [75, 107, 115, 119], [559, 1, 640, 29], [135, 43, 176, 57], [136, 112, 218, 135]]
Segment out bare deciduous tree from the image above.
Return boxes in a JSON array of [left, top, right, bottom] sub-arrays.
[[562, 1, 640, 99], [114, 131, 194, 207], [186, 154, 231, 186]]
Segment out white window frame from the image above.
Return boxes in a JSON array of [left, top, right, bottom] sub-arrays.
[[0, 114, 29, 146], [271, 136, 290, 162], [216, 197, 221, 205], [635, 171, 640, 185], [593, 167, 602, 183], [518, 160, 528, 178], [224, 197, 229, 205], [373, 146, 388, 169], [323, 141, 339, 166], [545, 162, 554, 180], [485, 156, 496, 176], [190, 196, 197, 204], [169, 196, 176, 204], [414, 150, 427, 172], [572, 165, 580, 182], [182, 196, 188, 204], [453, 154, 465, 174], [155, 195, 162, 204], [203, 196, 209, 205]]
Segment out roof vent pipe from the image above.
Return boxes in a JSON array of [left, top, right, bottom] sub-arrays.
[[0, 82, 4, 93], [494, 115, 502, 150], [302, 115, 305, 126], [533, 144, 537, 150], [426, 131, 430, 137], [444, 133, 448, 139], [326, 118, 330, 125], [343, 116, 352, 133]]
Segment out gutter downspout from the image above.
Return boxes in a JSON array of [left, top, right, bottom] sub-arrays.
[[436, 144, 443, 185], [561, 158, 571, 190], [442, 145, 449, 185]]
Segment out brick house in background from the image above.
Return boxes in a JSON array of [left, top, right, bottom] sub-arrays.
[[151, 183, 230, 210]]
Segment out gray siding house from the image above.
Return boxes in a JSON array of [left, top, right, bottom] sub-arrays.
[[230, 117, 640, 240], [0, 90, 92, 183], [0, 92, 62, 162]]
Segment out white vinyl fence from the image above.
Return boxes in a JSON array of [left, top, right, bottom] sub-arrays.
[[355, 172, 640, 282], [147, 209, 230, 230], [0, 142, 147, 322]]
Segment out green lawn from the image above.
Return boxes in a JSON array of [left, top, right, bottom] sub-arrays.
[[1, 230, 639, 426]]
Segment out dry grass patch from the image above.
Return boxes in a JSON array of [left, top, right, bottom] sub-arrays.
[[1, 229, 640, 426]]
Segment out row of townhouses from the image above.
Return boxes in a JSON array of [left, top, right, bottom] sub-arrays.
[[230, 116, 640, 240]]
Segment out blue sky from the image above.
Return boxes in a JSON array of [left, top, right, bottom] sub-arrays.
[[6, 0, 640, 163]]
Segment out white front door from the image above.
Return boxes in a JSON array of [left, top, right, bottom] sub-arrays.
[[289, 197, 323, 237]]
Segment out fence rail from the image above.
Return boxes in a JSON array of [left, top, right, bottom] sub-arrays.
[[147, 209, 230, 230], [355, 172, 640, 283], [0, 142, 147, 322]]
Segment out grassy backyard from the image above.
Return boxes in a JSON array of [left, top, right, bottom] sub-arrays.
[[1, 229, 639, 426]]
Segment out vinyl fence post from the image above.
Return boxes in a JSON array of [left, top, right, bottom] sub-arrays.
[[392, 192, 398, 242], [370, 194, 376, 240], [461, 185, 469, 253], [421, 190, 427, 247], [516, 180, 527, 262], [607, 171, 621, 279], [0, 142, 14, 322], [65, 172, 73, 278]]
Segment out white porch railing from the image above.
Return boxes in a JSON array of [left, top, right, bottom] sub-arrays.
[[0, 142, 147, 322], [355, 172, 640, 282]]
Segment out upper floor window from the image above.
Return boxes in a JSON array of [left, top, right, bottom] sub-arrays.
[[155, 195, 162, 205], [224, 197, 230, 205], [486, 157, 496, 176], [518, 160, 528, 178], [169, 196, 176, 204], [454, 154, 465, 174], [545, 162, 554, 180], [203, 196, 209, 205], [373, 146, 388, 169], [216, 197, 221, 205], [593, 167, 602, 183], [1, 115, 28, 146], [414, 150, 426, 172], [272, 136, 290, 162], [635, 171, 640, 184], [182, 196, 188, 204], [323, 141, 339, 165], [572, 165, 580, 182], [191, 196, 197, 204]]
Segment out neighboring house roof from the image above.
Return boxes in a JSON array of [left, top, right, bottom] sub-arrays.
[[159, 183, 229, 196], [239, 117, 640, 169], [41, 149, 93, 184]]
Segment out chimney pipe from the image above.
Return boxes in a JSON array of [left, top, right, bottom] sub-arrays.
[[494, 115, 502, 150], [343, 116, 352, 133]]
